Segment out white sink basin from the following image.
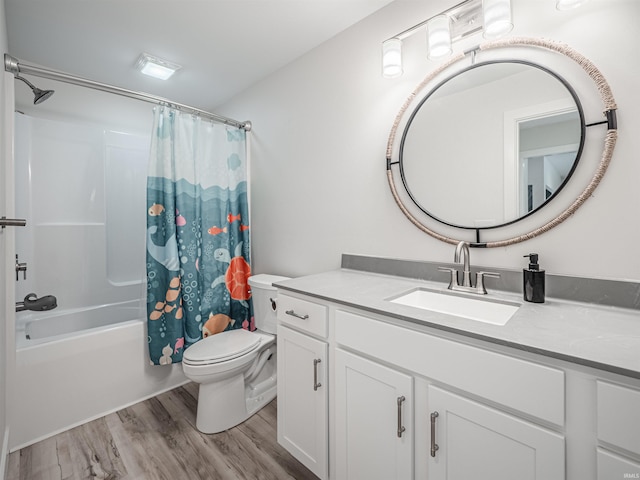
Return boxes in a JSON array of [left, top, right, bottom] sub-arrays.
[[388, 288, 520, 326]]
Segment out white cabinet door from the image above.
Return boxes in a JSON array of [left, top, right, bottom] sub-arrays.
[[428, 385, 565, 480], [335, 348, 413, 480], [597, 448, 640, 479], [277, 325, 328, 480]]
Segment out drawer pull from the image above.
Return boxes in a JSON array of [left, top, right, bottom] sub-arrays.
[[430, 411, 439, 457], [0, 217, 26, 228], [313, 358, 322, 391], [285, 309, 309, 320], [397, 396, 406, 438]]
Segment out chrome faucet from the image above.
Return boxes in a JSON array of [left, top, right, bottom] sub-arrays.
[[454, 241, 472, 287], [438, 241, 500, 295]]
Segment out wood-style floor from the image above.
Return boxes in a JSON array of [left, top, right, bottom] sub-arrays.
[[7, 382, 317, 480]]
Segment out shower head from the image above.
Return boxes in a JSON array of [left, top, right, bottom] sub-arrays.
[[14, 75, 54, 104]]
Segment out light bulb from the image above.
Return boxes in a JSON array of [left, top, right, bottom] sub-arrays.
[[382, 38, 403, 78], [427, 15, 452, 60], [483, 0, 514, 39]]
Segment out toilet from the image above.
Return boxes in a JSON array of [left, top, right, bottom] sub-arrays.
[[182, 273, 290, 434]]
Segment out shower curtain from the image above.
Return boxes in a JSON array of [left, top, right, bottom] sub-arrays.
[[146, 107, 252, 365]]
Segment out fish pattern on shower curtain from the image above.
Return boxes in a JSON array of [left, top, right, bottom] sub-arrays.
[[146, 107, 252, 365]]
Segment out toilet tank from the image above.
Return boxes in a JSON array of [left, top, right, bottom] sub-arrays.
[[248, 274, 291, 335]]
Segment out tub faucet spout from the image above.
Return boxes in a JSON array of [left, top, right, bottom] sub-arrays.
[[16, 293, 57, 312]]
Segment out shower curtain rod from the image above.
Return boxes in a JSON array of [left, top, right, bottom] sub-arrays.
[[4, 54, 251, 131]]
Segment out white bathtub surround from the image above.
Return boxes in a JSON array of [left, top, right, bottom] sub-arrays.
[[13, 113, 148, 312], [8, 108, 190, 451]]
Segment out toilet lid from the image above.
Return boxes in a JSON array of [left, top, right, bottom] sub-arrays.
[[183, 329, 261, 365]]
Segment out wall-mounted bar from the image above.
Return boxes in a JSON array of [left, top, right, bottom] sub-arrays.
[[384, 0, 483, 43], [4, 54, 251, 131]]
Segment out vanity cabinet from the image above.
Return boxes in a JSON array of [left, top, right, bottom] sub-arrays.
[[276, 294, 329, 480], [428, 385, 564, 480], [275, 288, 640, 480], [335, 308, 565, 480], [334, 348, 413, 480], [596, 381, 640, 479]]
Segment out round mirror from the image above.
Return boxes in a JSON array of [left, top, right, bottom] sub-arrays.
[[386, 38, 618, 247], [399, 61, 584, 229]]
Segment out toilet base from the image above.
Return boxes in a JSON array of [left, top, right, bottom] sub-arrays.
[[195, 369, 277, 434]]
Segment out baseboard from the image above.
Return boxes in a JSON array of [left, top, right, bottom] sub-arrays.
[[0, 426, 9, 480]]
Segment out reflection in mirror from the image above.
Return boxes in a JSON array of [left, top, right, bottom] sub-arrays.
[[400, 61, 583, 229], [518, 110, 580, 215]]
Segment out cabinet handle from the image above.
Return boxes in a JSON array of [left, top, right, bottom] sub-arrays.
[[430, 411, 439, 457], [285, 309, 309, 320], [0, 217, 26, 229], [397, 396, 406, 438], [313, 358, 322, 391]]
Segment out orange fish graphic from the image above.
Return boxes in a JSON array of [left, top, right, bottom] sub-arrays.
[[227, 213, 241, 223], [202, 313, 235, 338], [239, 224, 250, 232], [148, 203, 165, 216], [208, 226, 228, 236]]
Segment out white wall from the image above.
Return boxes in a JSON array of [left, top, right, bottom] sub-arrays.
[[219, 0, 640, 282]]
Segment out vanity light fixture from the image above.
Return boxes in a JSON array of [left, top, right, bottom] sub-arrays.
[[381, 0, 505, 77], [136, 53, 181, 80], [555, 0, 589, 10], [381, 0, 588, 77]]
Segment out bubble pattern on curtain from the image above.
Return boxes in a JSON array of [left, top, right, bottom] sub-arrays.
[[146, 107, 252, 365]]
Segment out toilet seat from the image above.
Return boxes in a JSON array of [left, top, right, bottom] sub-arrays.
[[183, 328, 262, 366]]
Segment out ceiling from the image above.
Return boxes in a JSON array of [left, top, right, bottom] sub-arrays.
[[5, 0, 393, 112]]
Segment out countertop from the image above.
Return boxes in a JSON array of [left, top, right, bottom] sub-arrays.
[[274, 268, 640, 379]]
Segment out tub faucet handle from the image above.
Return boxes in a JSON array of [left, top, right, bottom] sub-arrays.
[[15, 254, 27, 281]]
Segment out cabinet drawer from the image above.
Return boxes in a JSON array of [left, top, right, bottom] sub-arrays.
[[277, 294, 328, 338], [597, 381, 640, 456], [335, 309, 565, 426]]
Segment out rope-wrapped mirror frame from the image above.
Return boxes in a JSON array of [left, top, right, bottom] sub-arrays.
[[386, 37, 618, 248]]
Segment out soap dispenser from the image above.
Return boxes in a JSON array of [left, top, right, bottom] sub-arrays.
[[523, 254, 545, 303]]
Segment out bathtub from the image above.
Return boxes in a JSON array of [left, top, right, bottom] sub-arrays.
[[16, 300, 142, 347], [10, 302, 188, 451]]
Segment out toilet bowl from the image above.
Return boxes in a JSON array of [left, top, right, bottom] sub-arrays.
[[182, 273, 290, 434]]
